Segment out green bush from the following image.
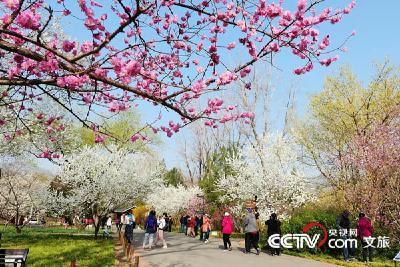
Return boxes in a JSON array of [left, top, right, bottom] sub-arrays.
[[263, 204, 400, 261], [280, 205, 340, 256]]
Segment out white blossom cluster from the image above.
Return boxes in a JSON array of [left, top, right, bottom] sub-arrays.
[[0, 163, 48, 222], [46, 145, 163, 219], [217, 133, 313, 221], [145, 185, 202, 216]]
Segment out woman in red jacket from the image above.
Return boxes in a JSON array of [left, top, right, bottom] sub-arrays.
[[188, 215, 196, 237], [357, 212, 374, 262], [221, 212, 234, 251]]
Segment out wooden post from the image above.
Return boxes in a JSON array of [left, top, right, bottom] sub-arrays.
[[130, 246, 135, 264], [134, 256, 139, 267], [126, 244, 130, 258], [70, 259, 76, 267]]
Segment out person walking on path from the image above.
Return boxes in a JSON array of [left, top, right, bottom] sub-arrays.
[[357, 212, 374, 262], [155, 213, 168, 248], [199, 215, 204, 241], [115, 216, 121, 232], [103, 216, 112, 238], [266, 213, 281, 255], [255, 213, 262, 247], [194, 215, 200, 236], [143, 210, 158, 250], [168, 215, 173, 232], [188, 215, 196, 237], [180, 215, 185, 233], [221, 212, 234, 251], [244, 208, 259, 255], [336, 210, 355, 261], [124, 211, 135, 243], [164, 214, 169, 231], [183, 215, 189, 235], [106, 216, 112, 232], [120, 213, 126, 232], [202, 214, 211, 243]]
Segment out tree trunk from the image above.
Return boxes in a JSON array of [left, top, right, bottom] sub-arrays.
[[93, 214, 102, 238], [15, 210, 22, 234]]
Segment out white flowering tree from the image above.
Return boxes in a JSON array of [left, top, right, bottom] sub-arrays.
[[47, 146, 163, 237], [146, 185, 202, 216], [217, 133, 313, 220], [0, 162, 48, 233]]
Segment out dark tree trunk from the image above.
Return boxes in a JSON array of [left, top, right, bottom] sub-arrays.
[[15, 211, 22, 234], [93, 214, 103, 238]]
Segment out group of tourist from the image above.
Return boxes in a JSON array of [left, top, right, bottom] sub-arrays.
[[337, 210, 374, 262], [142, 211, 170, 249], [176, 208, 270, 254], [113, 207, 375, 263], [116, 208, 279, 254], [179, 213, 212, 243], [242, 208, 281, 256]]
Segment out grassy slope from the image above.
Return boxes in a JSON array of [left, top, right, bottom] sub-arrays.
[[0, 226, 114, 267]]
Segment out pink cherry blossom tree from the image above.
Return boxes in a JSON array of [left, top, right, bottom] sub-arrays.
[[0, 0, 356, 157], [186, 194, 208, 214], [344, 118, 400, 238]]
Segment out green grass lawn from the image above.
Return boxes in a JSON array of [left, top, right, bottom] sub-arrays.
[[0, 226, 114, 267]]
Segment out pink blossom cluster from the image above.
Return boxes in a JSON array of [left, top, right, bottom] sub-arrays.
[[0, 0, 356, 147], [62, 41, 76, 53], [346, 124, 400, 175], [343, 119, 400, 231], [187, 196, 209, 214], [2, 0, 19, 11], [159, 121, 181, 137], [108, 101, 130, 112], [217, 71, 237, 86], [39, 148, 61, 159], [191, 80, 207, 95], [16, 10, 41, 30], [57, 75, 89, 90]]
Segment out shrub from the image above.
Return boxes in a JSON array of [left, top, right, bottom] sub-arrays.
[[133, 205, 149, 226], [263, 203, 400, 260]]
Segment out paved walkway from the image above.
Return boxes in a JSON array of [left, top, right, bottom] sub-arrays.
[[131, 230, 339, 267]]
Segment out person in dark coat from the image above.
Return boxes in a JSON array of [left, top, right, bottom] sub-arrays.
[[194, 215, 201, 236], [199, 214, 204, 241], [265, 213, 281, 255], [164, 213, 170, 232], [168, 215, 173, 232], [336, 210, 355, 261], [183, 215, 189, 235], [180, 215, 185, 233]]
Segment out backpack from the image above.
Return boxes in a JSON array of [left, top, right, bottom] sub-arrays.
[[146, 216, 157, 232], [126, 214, 133, 225], [162, 220, 169, 231]]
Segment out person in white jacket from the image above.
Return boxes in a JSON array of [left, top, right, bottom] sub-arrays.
[[106, 216, 112, 231], [155, 213, 168, 248]]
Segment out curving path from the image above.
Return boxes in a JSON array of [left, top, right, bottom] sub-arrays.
[[131, 229, 339, 267]]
